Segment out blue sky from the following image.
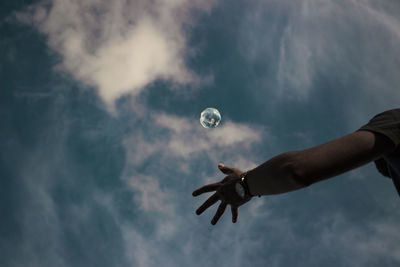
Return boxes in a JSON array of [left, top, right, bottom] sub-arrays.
[[1, 0, 400, 266]]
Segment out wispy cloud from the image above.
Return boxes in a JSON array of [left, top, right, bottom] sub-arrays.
[[123, 110, 265, 207], [119, 109, 269, 266], [6, 1, 400, 266], [16, 0, 216, 112], [129, 174, 175, 215], [318, 212, 400, 266], [153, 113, 262, 157], [240, 0, 400, 111]]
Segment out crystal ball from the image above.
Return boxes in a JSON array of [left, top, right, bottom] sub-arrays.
[[200, 107, 221, 128]]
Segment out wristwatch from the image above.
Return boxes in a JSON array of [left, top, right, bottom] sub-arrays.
[[235, 172, 253, 199]]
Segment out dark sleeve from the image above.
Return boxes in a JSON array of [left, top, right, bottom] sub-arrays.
[[357, 109, 400, 178], [358, 109, 400, 148]]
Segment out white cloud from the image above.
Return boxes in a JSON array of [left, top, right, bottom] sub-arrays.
[[153, 113, 262, 157], [18, 0, 216, 112]]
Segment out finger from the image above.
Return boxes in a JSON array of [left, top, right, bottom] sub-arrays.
[[211, 202, 227, 225], [196, 193, 219, 215], [231, 206, 238, 223], [192, 182, 221, 196], [218, 163, 234, 175]]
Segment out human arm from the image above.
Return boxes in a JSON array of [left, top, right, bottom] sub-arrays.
[[193, 130, 395, 224], [247, 130, 395, 195]]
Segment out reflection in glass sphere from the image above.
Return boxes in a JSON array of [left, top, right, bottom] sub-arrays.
[[200, 107, 221, 128]]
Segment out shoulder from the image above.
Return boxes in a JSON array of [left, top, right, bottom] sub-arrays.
[[358, 108, 400, 150]]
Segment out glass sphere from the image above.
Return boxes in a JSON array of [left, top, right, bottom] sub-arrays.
[[200, 107, 221, 128]]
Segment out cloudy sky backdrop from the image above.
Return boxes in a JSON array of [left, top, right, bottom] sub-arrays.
[[1, 0, 400, 266]]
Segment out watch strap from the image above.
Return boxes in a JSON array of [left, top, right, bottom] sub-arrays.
[[239, 172, 253, 198]]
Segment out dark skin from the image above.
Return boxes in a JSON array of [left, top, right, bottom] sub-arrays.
[[193, 130, 396, 225], [192, 164, 250, 225]]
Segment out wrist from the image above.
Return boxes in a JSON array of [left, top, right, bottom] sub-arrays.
[[236, 171, 260, 199], [243, 169, 262, 197]]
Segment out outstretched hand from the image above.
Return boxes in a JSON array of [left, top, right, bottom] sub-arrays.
[[192, 163, 252, 225]]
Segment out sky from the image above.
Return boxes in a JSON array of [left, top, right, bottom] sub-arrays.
[[1, 0, 400, 266]]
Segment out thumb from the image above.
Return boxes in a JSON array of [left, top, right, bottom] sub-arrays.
[[218, 163, 234, 174]]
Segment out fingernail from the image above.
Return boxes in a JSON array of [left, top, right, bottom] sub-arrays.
[[218, 163, 224, 167]]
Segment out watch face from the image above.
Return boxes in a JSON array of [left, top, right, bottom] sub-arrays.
[[235, 182, 246, 199]]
